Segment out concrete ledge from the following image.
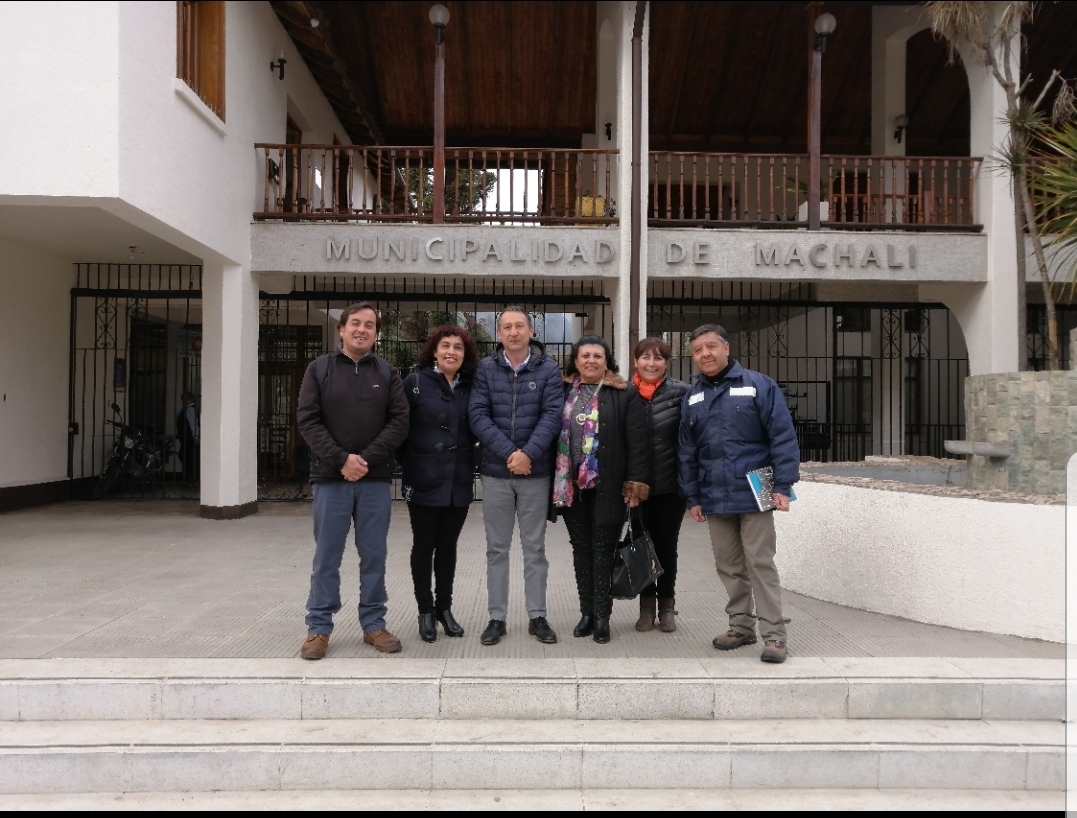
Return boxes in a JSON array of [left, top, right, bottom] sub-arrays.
[[0, 789, 1063, 810], [944, 440, 1011, 457], [776, 482, 1065, 642], [0, 658, 1062, 722], [199, 501, 259, 520], [0, 718, 1060, 793]]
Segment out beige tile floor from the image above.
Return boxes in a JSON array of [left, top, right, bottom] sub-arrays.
[[0, 500, 1062, 661]]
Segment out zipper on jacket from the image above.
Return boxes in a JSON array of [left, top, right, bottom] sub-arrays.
[[510, 369, 519, 440]]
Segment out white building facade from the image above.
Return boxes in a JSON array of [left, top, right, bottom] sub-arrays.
[[0, 0, 1064, 517]]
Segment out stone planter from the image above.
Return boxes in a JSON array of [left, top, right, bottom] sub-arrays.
[[962, 371, 1077, 495]]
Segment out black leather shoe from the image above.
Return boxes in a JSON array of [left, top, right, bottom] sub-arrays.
[[593, 617, 611, 644], [480, 619, 507, 645], [418, 612, 437, 643], [573, 615, 595, 638], [436, 608, 465, 638], [528, 616, 558, 644]]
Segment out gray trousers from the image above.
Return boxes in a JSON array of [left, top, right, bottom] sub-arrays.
[[707, 511, 787, 642], [481, 475, 551, 621]]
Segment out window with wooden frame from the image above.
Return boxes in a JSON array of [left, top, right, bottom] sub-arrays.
[[177, 1, 226, 120]]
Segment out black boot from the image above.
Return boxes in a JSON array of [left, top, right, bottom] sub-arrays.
[[418, 612, 437, 643], [435, 608, 464, 637], [573, 614, 595, 638], [593, 617, 611, 644]]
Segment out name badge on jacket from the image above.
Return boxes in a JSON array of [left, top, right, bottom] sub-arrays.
[[729, 386, 756, 397]]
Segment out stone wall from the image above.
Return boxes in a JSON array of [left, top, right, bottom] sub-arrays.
[[964, 371, 1077, 495]]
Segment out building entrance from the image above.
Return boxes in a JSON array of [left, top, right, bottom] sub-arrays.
[[69, 266, 611, 501], [647, 281, 970, 463]]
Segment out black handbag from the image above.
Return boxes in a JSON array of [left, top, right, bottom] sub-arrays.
[[610, 507, 664, 600]]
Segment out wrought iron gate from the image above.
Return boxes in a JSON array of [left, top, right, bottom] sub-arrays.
[[69, 264, 203, 498], [70, 267, 972, 502], [256, 276, 612, 499], [70, 267, 611, 500], [647, 281, 969, 462]]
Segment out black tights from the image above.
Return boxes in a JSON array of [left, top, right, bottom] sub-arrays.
[[637, 492, 685, 598], [408, 503, 469, 614], [560, 489, 621, 619]]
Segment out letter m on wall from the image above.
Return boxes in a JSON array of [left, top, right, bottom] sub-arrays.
[[327, 239, 350, 260], [755, 244, 779, 266]]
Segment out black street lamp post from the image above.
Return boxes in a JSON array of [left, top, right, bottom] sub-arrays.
[[430, 4, 449, 224], [808, 12, 836, 230]]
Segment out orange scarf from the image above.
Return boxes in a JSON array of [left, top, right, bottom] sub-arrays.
[[633, 372, 660, 401]]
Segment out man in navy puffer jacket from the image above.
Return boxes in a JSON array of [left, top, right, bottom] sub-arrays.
[[678, 324, 800, 664], [468, 307, 564, 646]]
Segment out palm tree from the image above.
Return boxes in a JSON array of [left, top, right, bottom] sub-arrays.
[[1032, 122, 1077, 308], [927, 1, 1074, 370]]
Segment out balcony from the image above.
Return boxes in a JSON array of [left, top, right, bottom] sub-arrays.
[[649, 153, 982, 232], [254, 145, 618, 225]]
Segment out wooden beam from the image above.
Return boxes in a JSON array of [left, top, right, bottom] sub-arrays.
[[703, 3, 745, 146], [666, 1, 698, 144], [743, 7, 785, 144]]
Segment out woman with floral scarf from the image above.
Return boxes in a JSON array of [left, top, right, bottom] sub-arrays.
[[553, 334, 650, 643]]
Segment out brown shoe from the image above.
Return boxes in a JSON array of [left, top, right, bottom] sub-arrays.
[[761, 640, 787, 664], [657, 597, 677, 632], [712, 628, 757, 650], [363, 629, 402, 653], [300, 633, 329, 660], [635, 597, 656, 632]]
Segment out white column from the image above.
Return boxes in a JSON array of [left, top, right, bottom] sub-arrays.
[[597, 1, 642, 374], [870, 6, 928, 157], [871, 6, 929, 228], [923, 4, 1020, 376], [200, 258, 259, 517]]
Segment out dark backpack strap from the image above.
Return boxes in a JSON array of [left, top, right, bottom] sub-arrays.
[[313, 354, 332, 393]]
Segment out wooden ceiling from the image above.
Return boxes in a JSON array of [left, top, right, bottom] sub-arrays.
[[274, 0, 596, 147], [275, 1, 1077, 156]]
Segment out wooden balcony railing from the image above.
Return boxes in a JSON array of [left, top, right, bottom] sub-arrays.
[[254, 145, 619, 224], [649, 153, 982, 230]]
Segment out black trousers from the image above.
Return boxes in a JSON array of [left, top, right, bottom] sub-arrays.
[[638, 491, 686, 599], [408, 503, 470, 614], [179, 434, 199, 484], [560, 489, 621, 619]]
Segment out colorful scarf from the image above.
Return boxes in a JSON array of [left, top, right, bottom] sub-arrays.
[[552, 378, 601, 507]]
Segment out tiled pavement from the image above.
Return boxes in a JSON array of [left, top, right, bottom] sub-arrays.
[[0, 500, 1062, 661]]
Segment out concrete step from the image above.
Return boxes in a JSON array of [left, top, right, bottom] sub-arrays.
[[0, 718, 1062, 793], [0, 788, 1063, 810], [0, 657, 1062, 722]]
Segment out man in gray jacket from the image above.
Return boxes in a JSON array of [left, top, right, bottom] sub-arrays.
[[468, 307, 564, 645]]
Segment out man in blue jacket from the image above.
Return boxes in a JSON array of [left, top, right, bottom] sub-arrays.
[[678, 324, 800, 663], [468, 307, 564, 646]]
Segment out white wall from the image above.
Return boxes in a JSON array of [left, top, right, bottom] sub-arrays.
[[0, 1, 350, 263], [776, 480, 1065, 642], [116, 0, 348, 264], [0, 240, 73, 488], [0, 2, 120, 200]]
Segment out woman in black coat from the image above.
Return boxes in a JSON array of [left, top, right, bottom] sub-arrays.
[[400, 325, 480, 642], [552, 334, 650, 644], [631, 337, 690, 633]]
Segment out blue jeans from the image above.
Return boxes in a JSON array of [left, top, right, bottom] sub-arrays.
[[305, 480, 392, 635]]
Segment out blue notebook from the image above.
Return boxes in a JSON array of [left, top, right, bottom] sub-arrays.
[[746, 466, 797, 512]]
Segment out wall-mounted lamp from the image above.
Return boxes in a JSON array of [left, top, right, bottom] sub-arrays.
[[271, 50, 287, 80], [429, 4, 449, 44], [894, 113, 909, 143], [604, 121, 613, 141], [813, 12, 837, 53]]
